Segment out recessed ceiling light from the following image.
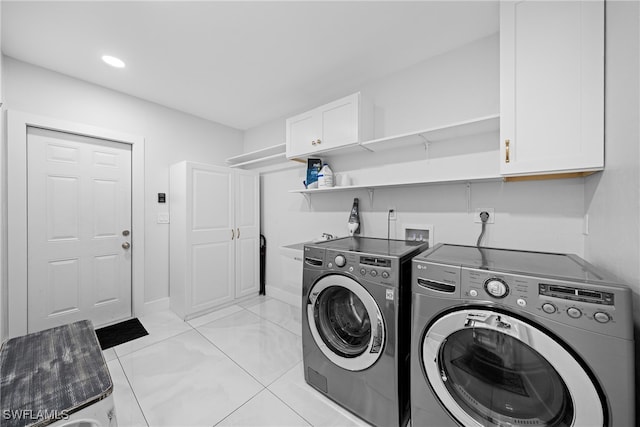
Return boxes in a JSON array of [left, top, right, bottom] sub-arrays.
[[102, 55, 125, 68]]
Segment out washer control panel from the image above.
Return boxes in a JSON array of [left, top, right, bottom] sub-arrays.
[[323, 249, 396, 286]]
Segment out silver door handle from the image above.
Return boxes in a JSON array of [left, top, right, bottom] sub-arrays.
[[122, 242, 131, 250]]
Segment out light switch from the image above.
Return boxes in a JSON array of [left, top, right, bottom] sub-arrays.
[[157, 213, 170, 224]]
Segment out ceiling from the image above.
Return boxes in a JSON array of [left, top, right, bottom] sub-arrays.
[[2, 1, 499, 131]]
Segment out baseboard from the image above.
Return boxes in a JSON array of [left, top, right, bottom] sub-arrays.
[[139, 297, 170, 316], [267, 287, 301, 309]]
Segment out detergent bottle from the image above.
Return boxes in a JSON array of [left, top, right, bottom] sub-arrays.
[[317, 164, 334, 188]]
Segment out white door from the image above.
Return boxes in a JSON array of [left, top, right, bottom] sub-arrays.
[[188, 164, 235, 311], [234, 170, 260, 299], [27, 127, 132, 332]]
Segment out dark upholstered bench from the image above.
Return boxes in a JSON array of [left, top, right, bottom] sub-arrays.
[[0, 320, 115, 427]]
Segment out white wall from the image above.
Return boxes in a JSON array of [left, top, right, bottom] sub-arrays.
[[248, 34, 587, 304], [583, 0, 640, 406], [1, 57, 243, 332], [585, 0, 640, 298]]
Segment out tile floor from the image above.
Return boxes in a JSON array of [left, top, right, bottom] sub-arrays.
[[105, 296, 371, 427]]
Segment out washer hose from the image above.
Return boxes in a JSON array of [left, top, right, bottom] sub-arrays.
[[476, 211, 490, 247]]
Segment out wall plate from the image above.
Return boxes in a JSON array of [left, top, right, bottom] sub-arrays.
[[401, 224, 434, 247]]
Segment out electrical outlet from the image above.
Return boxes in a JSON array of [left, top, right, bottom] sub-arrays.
[[388, 207, 397, 221], [474, 208, 495, 224]]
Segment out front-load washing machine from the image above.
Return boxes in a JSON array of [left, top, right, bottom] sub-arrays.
[[410, 243, 635, 427], [302, 236, 429, 427]]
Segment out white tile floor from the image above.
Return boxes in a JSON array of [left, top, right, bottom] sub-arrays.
[[105, 296, 370, 427]]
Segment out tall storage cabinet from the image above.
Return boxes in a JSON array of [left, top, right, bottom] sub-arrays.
[[169, 161, 259, 320], [500, 0, 604, 177]]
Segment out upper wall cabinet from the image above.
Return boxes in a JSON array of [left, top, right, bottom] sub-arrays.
[[500, 1, 604, 178], [286, 92, 372, 159]]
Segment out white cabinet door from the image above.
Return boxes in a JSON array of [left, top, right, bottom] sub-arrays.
[[286, 110, 320, 159], [170, 162, 235, 318], [286, 92, 362, 159], [188, 164, 235, 312], [318, 93, 360, 151], [500, 1, 604, 177], [234, 170, 260, 299]]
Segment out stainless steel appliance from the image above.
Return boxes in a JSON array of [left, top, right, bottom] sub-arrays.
[[302, 236, 429, 427], [410, 243, 635, 427]]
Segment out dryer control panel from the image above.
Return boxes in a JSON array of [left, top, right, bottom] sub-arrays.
[[412, 259, 633, 340]]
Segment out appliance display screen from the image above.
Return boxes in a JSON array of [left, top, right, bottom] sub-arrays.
[[360, 257, 391, 268]]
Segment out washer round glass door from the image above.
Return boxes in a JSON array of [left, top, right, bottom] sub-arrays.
[[422, 308, 604, 427], [307, 274, 385, 371]]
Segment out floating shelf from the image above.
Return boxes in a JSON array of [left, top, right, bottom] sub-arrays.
[[226, 143, 287, 168], [228, 114, 499, 171], [360, 114, 500, 152], [287, 114, 503, 201], [289, 175, 503, 205], [290, 175, 503, 193]]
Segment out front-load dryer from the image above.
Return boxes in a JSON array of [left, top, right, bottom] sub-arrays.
[[302, 236, 428, 427], [410, 243, 634, 427]]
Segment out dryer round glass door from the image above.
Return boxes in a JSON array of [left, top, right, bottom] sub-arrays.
[[421, 308, 604, 427], [307, 274, 385, 371]]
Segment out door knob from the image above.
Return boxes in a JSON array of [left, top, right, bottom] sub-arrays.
[[122, 230, 130, 236], [122, 242, 131, 250]]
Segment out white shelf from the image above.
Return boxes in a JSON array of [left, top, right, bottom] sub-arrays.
[[360, 114, 500, 152], [289, 174, 504, 194], [226, 143, 287, 168], [288, 114, 503, 197]]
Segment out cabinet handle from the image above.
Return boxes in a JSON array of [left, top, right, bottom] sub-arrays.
[[311, 140, 316, 146], [316, 139, 322, 145], [231, 229, 235, 240], [505, 139, 510, 163], [237, 228, 240, 238]]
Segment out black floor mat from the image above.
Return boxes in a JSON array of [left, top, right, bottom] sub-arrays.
[[95, 318, 149, 350]]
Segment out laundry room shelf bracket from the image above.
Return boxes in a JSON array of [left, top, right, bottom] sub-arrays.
[[367, 188, 375, 206], [418, 133, 431, 161]]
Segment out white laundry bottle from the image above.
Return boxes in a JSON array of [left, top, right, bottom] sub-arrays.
[[317, 164, 334, 188]]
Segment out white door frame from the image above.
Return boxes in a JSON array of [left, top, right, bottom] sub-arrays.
[[7, 110, 145, 338]]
